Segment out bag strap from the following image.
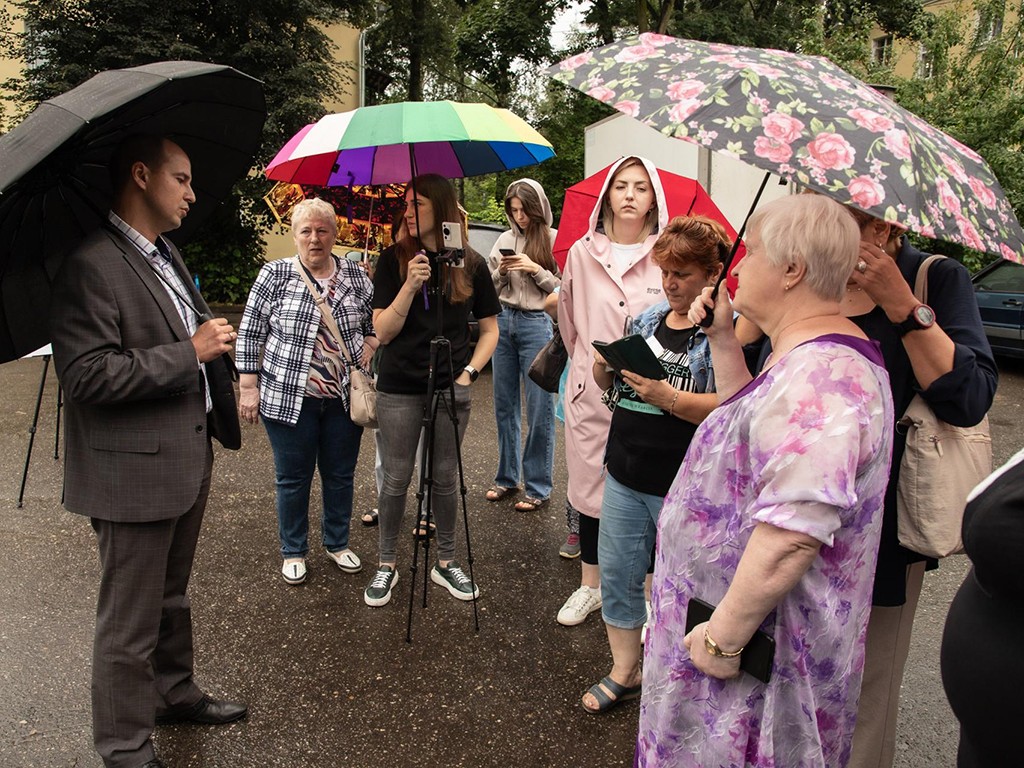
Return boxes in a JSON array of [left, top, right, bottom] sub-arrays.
[[292, 257, 356, 367], [912, 254, 947, 305]]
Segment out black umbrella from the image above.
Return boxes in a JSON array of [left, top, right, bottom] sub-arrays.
[[0, 60, 267, 363]]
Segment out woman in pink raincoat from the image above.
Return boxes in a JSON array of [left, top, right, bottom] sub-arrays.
[[555, 156, 670, 627]]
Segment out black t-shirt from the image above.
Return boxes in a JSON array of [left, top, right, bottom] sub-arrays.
[[605, 320, 700, 497], [372, 246, 501, 394]]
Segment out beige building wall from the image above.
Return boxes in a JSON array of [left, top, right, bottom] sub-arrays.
[[0, 1, 26, 124], [263, 21, 363, 261], [869, 0, 1020, 80]]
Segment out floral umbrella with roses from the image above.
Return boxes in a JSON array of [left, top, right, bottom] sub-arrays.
[[548, 34, 1024, 262]]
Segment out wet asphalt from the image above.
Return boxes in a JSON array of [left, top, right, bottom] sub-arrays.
[[3, 332, 1023, 768]]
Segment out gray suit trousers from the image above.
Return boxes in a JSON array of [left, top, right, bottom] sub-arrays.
[[90, 443, 213, 768]]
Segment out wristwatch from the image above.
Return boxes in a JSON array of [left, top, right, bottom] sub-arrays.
[[463, 365, 479, 382], [895, 304, 936, 336]]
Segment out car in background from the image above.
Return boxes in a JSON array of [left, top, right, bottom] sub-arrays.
[[973, 259, 1024, 357], [466, 221, 505, 347]]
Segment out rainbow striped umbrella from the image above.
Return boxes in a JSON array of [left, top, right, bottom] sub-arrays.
[[266, 101, 555, 185]]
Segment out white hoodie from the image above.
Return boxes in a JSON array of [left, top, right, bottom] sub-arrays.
[[486, 178, 560, 311]]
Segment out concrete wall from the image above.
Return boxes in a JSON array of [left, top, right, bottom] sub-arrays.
[[584, 113, 793, 232]]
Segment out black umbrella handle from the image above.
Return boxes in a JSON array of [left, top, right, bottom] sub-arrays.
[[698, 171, 772, 329]]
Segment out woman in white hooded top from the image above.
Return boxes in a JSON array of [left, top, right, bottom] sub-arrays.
[[556, 156, 669, 627], [485, 179, 561, 511]]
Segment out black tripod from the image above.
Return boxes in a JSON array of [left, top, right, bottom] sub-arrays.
[[405, 254, 480, 643], [17, 350, 63, 508]]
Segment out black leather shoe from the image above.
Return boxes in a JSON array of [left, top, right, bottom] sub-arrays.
[[155, 695, 248, 726], [139, 760, 166, 768]]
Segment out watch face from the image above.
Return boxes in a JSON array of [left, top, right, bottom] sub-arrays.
[[913, 305, 936, 326]]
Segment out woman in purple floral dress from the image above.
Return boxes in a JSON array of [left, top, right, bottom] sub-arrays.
[[636, 195, 894, 767]]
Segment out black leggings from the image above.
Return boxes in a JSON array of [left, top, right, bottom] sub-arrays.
[[580, 513, 600, 565]]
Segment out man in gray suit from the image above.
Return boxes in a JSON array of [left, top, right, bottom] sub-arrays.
[[50, 135, 246, 768]]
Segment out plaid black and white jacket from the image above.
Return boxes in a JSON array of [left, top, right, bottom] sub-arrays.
[[236, 255, 375, 425]]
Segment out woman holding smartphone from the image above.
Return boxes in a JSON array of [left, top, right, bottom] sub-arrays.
[[485, 179, 560, 512]]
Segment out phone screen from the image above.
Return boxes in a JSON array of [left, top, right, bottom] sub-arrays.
[[499, 249, 516, 257]]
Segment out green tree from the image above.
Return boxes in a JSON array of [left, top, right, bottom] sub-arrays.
[[892, 0, 1024, 268], [3, 0, 374, 302]]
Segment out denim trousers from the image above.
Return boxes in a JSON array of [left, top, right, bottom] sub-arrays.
[[598, 472, 662, 629], [376, 387, 471, 563], [492, 308, 555, 500], [263, 396, 363, 558]]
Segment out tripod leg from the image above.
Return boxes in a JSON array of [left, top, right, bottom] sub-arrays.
[[442, 353, 481, 633], [406, 339, 442, 643], [18, 355, 50, 509], [54, 385, 63, 460]]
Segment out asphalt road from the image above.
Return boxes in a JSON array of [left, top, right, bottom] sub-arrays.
[[2, 349, 1022, 768]]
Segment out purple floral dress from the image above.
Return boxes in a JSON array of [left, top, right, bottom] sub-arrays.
[[637, 335, 893, 768]]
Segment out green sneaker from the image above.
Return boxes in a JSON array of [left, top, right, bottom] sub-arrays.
[[430, 561, 479, 601], [364, 564, 398, 607]]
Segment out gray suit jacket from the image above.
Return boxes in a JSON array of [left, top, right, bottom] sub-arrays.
[[50, 227, 240, 523]]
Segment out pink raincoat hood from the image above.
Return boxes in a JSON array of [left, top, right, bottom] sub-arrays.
[[584, 155, 671, 253]]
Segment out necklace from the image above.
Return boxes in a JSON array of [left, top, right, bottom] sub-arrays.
[[846, 285, 862, 292]]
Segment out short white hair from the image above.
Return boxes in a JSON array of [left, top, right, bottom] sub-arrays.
[[748, 195, 859, 302], [291, 198, 338, 233]]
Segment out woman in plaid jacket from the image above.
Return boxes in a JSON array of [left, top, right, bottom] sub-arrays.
[[236, 198, 378, 586]]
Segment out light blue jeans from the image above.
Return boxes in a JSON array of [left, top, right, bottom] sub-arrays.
[[598, 472, 661, 630], [492, 308, 555, 500]]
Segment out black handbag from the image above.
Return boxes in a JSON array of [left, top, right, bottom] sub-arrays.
[[528, 324, 568, 393]]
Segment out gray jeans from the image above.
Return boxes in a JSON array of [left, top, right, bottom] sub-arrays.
[[376, 386, 471, 563]]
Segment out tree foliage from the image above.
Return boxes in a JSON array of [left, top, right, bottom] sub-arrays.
[[889, 0, 1024, 269], [3, 0, 374, 302]]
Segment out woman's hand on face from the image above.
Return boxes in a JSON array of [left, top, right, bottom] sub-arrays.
[[238, 386, 259, 425], [405, 252, 431, 292], [683, 621, 743, 680], [849, 242, 917, 322]]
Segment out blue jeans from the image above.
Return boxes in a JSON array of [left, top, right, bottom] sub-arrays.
[[263, 396, 363, 558], [376, 387, 471, 563], [598, 472, 662, 629], [492, 308, 555, 500]]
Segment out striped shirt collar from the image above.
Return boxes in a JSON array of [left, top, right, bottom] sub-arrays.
[[107, 211, 171, 261]]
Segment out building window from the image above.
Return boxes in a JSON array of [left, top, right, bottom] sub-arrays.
[[872, 35, 893, 65], [917, 44, 936, 79], [977, 8, 1004, 44]]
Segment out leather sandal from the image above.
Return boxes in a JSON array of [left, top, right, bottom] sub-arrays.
[[515, 496, 549, 512], [485, 485, 518, 502], [360, 508, 379, 527], [581, 676, 642, 714], [412, 515, 436, 539]]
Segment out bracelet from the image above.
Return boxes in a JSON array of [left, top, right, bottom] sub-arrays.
[[391, 304, 408, 318], [668, 389, 679, 416], [704, 627, 744, 658]]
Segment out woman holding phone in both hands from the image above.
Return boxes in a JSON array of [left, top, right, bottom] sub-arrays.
[[485, 179, 560, 512]]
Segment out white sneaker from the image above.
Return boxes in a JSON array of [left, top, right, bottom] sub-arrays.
[[325, 548, 362, 573], [557, 585, 602, 626], [282, 558, 307, 585]]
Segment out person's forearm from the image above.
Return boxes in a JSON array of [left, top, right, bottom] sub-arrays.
[[708, 523, 821, 652], [671, 391, 717, 423], [592, 361, 614, 390], [901, 326, 956, 390], [373, 288, 416, 344], [707, 333, 751, 401], [466, 318, 498, 372], [239, 372, 258, 391]]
